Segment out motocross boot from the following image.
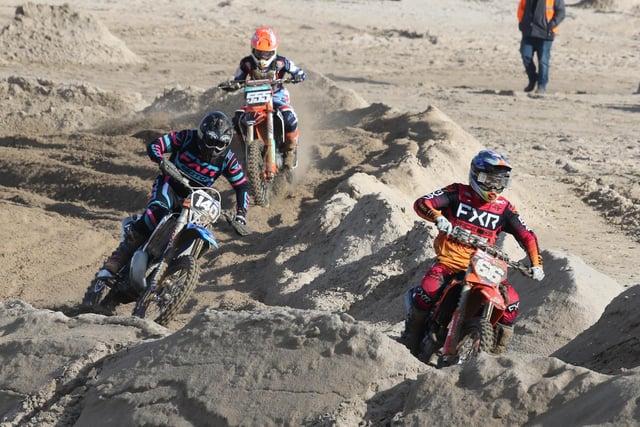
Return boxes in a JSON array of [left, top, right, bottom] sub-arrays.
[[400, 305, 430, 356], [282, 134, 298, 171], [103, 226, 147, 275], [95, 289, 119, 316], [492, 323, 514, 355]]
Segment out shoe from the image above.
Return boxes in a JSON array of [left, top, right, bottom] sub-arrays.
[[400, 306, 430, 356], [282, 148, 297, 170], [103, 227, 147, 274], [524, 81, 536, 92], [492, 323, 514, 354], [535, 87, 546, 94], [96, 290, 119, 316]]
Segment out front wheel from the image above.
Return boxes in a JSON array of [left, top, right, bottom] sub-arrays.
[[446, 317, 494, 366], [246, 140, 269, 207], [132, 255, 200, 326]]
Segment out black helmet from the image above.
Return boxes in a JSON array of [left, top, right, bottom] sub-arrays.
[[197, 111, 234, 160]]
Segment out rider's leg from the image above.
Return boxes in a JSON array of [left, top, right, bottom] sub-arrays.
[[493, 323, 514, 355], [401, 291, 431, 356], [280, 106, 299, 170], [103, 225, 148, 274], [493, 281, 520, 354], [283, 130, 299, 170], [103, 176, 174, 274], [400, 263, 450, 354]]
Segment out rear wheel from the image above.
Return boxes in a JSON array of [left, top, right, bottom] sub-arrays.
[[133, 255, 200, 326]]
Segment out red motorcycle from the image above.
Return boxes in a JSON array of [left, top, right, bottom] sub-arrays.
[[218, 77, 295, 207], [417, 226, 533, 367]]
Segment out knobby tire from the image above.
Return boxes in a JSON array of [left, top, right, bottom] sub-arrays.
[[456, 317, 494, 363], [134, 255, 200, 326], [247, 141, 267, 206]]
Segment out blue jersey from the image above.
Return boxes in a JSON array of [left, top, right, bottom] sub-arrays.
[[148, 129, 249, 213]]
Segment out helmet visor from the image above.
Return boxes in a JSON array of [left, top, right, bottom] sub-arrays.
[[476, 171, 511, 192], [253, 49, 275, 60]]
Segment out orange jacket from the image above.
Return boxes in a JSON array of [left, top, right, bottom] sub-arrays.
[[518, 0, 565, 39]]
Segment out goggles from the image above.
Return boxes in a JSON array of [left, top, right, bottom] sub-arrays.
[[201, 131, 232, 149], [476, 172, 511, 191], [253, 49, 275, 60]]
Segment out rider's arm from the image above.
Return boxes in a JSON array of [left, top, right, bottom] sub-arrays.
[[281, 57, 306, 81], [414, 184, 458, 222], [147, 130, 190, 164], [222, 151, 250, 214], [147, 132, 173, 164], [502, 202, 544, 267], [232, 57, 253, 81]]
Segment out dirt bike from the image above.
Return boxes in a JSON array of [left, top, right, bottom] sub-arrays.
[[415, 226, 533, 368], [218, 77, 296, 207], [82, 160, 223, 326]]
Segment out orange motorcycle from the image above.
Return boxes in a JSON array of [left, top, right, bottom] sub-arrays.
[[219, 77, 295, 207], [417, 226, 533, 367]]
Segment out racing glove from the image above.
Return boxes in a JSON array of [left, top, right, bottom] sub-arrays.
[[293, 70, 306, 83], [531, 266, 545, 281], [218, 81, 242, 92], [435, 216, 453, 235]]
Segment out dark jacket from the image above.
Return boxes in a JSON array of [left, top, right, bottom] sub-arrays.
[[518, 0, 565, 40], [148, 130, 250, 214]]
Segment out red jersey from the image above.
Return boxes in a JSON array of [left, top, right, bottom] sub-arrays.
[[414, 183, 543, 271]]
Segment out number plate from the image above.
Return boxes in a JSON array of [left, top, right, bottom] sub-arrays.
[[245, 85, 272, 106], [471, 250, 507, 284]]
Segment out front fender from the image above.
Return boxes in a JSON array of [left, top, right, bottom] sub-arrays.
[[474, 285, 506, 311], [467, 285, 506, 324], [186, 223, 218, 247], [173, 224, 218, 256], [241, 110, 268, 127]]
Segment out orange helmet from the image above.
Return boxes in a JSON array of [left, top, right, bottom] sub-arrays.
[[251, 27, 279, 70]]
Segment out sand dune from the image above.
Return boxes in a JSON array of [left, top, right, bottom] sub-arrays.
[[0, 1, 638, 425]]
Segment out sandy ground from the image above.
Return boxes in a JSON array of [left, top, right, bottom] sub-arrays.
[[0, 0, 639, 425]]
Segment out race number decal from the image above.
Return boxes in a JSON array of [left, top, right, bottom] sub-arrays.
[[475, 258, 506, 283], [245, 89, 271, 105], [193, 191, 219, 213]]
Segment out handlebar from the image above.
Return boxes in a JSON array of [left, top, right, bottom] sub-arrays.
[[449, 226, 533, 278], [217, 78, 297, 91]]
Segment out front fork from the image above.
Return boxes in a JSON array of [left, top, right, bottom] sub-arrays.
[[264, 112, 276, 179], [147, 207, 189, 290], [243, 112, 277, 180]]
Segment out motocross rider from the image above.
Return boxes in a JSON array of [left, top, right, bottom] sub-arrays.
[[98, 111, 250, 281], [223, 26, 307, 172], [400, 150, 545, 356]]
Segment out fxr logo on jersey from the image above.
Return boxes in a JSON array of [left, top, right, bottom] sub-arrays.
[[455, 202, 500, 229]]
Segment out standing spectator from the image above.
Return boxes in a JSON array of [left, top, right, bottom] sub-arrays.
[[518, 0, 565, 93]]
